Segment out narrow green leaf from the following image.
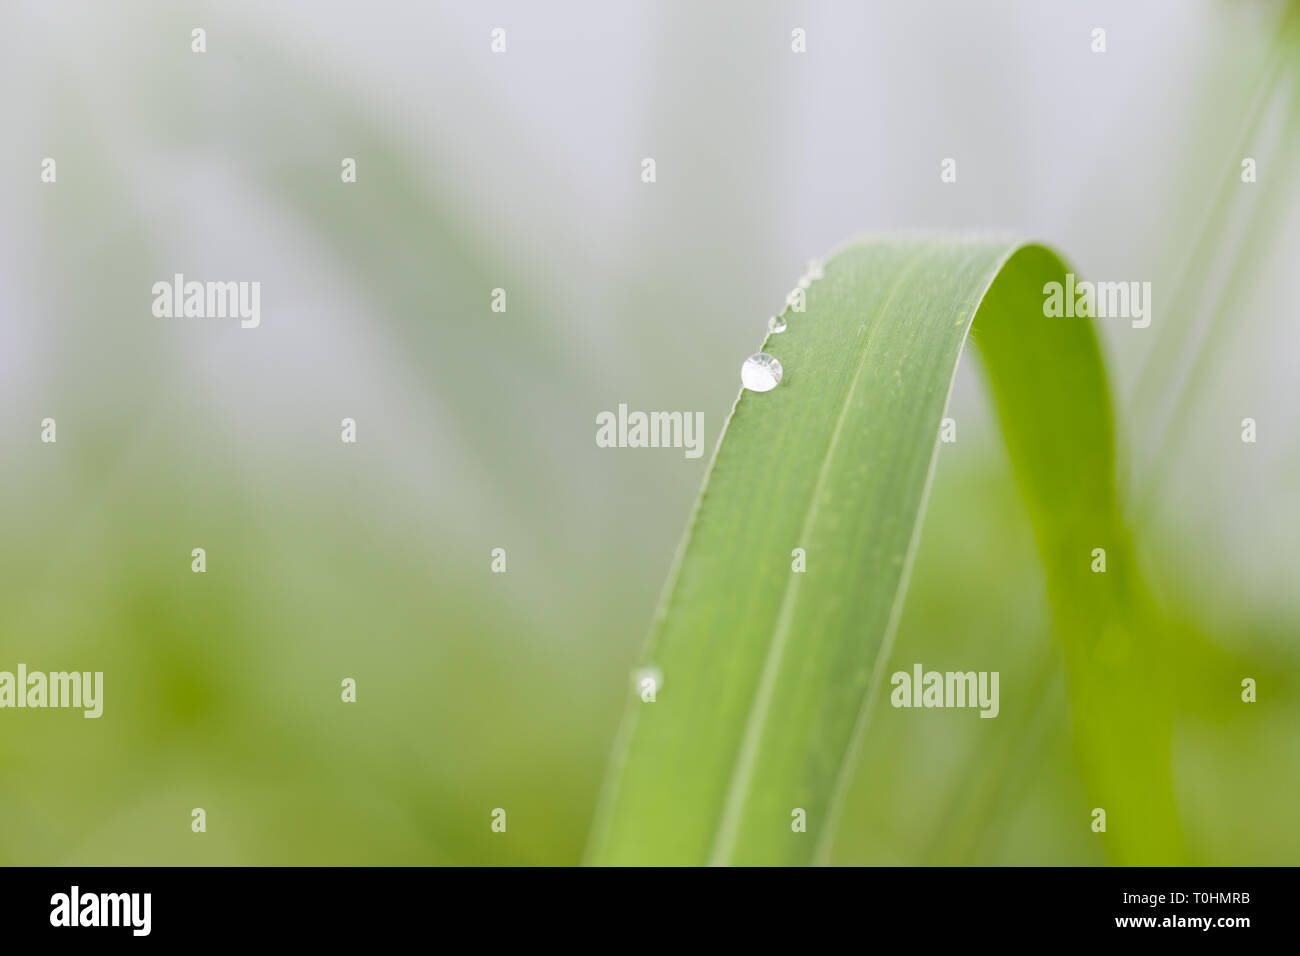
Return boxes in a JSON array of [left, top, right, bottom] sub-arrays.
[[587, 238, 1182, 866]]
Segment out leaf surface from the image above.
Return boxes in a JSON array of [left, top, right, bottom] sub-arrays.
[[588, 239, 1181, 865]]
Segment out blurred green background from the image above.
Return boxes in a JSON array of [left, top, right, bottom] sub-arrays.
[[1, 0, 1297, 865]]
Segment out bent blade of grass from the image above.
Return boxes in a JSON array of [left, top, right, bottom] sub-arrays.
[[587, 238, 1182, 866]]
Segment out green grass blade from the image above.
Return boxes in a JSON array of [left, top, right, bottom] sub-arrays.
[[587, 238, 1180, 866]]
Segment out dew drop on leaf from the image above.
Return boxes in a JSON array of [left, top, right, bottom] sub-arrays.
[[741, 353, 783, 392]]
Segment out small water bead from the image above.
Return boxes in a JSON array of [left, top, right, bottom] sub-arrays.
[[768, 315, 787, 334], [807, 259, 824, 280], [741, 353, 783, 392]]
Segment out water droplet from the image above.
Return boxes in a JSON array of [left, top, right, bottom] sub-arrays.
[[807, 259, 824, 280], [742, 353, 783, 392], [797, 276, 811, 290], [768, 315, 787, 334]]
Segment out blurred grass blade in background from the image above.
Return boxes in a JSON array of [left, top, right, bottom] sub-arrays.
[[588, 239, 1182, 866]]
